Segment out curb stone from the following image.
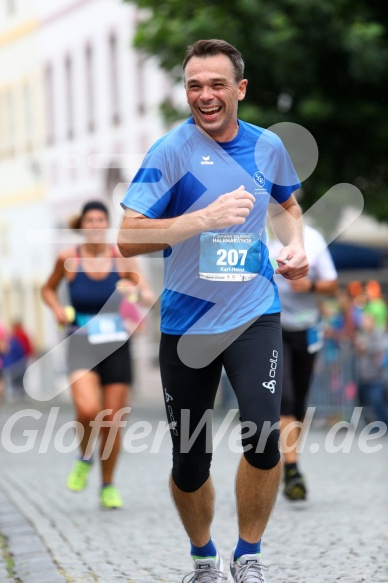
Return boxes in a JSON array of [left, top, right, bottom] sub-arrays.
[[0, 490, 67, 583]]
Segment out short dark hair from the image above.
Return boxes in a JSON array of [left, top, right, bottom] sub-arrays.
[[183, 39, 245, 83], [69, 200, 109, 230]]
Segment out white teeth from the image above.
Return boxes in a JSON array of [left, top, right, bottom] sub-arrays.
[[200, 107, 220, 114]]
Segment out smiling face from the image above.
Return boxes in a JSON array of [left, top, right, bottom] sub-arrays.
[[81, 209, 109, 243], [184, 54, 247, 142]]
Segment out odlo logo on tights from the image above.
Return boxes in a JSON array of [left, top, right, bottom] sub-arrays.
[[262, 349, 278, 393]]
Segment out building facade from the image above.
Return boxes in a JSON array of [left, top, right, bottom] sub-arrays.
[[1, 0, 172, 357], [0, 0, 48, 349]]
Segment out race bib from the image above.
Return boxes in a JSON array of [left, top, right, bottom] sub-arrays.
[[306, 321, 324, 354], [86, 313, 129, 344], [199, 232, 262, 282]]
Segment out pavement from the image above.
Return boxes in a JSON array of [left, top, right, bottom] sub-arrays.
[[0, 363, 388, 583]]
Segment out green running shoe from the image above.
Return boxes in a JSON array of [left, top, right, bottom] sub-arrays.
[[100, 485, 123, 509], [67, 460, 92, 492]]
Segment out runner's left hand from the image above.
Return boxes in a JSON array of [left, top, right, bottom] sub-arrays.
[[275, 246, 308, 280]]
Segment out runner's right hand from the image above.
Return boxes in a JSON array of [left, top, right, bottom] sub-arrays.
[[204, 185, 255, 229]]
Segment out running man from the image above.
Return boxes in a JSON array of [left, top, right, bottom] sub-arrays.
[[268, 224, 338, 500], [118, 39, 308, 582]]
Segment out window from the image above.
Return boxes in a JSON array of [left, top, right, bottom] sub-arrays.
[[2, 283, 11, 326], [24, 82, 34, 151], [0, 222, 9, 256], [33, 281, 44, 351], [109, 33, 120, 125], [135, 52, 146, 116], [0, 92, 5, 158], [85, 44, 95, 133], [6, 0, 16, 14], [65, 55, 74, 140], [44, 65, 55, 144], [7, 89, 15, 157]]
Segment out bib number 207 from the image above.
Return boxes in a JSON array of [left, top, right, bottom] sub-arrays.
[[216, 248, 248, 266]]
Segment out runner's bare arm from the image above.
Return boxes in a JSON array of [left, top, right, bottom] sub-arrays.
[[117, 186, 255, 257], [116, 255, 156, 307], [267, 194, 308, 279], [41, 253, 71, 325], [289, 277, 338, 295]]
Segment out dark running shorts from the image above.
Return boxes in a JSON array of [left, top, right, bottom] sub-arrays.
[[67, 334, 132, 385]]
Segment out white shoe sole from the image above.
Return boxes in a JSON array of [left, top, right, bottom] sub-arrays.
[[218, 556, 224, 581]]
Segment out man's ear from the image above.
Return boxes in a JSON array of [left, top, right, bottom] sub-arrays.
[[238, 79, 248, 101]]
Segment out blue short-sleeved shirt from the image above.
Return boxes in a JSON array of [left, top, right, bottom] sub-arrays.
[[121, 118, 300, 335]]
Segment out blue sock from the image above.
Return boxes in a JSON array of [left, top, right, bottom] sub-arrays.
[[101, 483, 111, 489], [190, 538, 217, 558], [79, 455, 93, 464], [234, 537, 261, 561]]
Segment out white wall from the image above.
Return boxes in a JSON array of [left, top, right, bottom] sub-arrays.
[[38, 0, 169, 225], [0, 0, 51, 350], [0, 0, 183, 355]]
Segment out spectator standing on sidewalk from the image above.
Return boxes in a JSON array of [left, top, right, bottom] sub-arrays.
[[4, 320, 35, 400], [2, 332, 26, 401], [42, 200, 155, 509], [363, 280, 388, 330], [118, 38, 308, 583], [0, 320, 8, 403], [267, 224, 338, 501], [11, 320, 34, 361], [354, 312, 388, 429]]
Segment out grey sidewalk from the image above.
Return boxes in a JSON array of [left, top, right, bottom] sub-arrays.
[[0, 398, 387, 583]]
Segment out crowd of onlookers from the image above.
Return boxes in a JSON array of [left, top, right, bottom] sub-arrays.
[[0, 320, 34, 402], [1, 279, 388, 428], [319, 279, 388, 427], [217, 278, 388, 427]]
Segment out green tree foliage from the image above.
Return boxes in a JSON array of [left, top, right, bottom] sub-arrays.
[[125, 0, 388, 221]]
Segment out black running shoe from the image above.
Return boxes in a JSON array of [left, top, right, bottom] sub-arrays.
[[283, 468, 307, 501]]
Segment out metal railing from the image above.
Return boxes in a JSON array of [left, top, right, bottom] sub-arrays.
[[308, 338, 358, 421]]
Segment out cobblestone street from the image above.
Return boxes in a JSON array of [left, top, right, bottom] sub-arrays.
[[0, 396, 387, 583]]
